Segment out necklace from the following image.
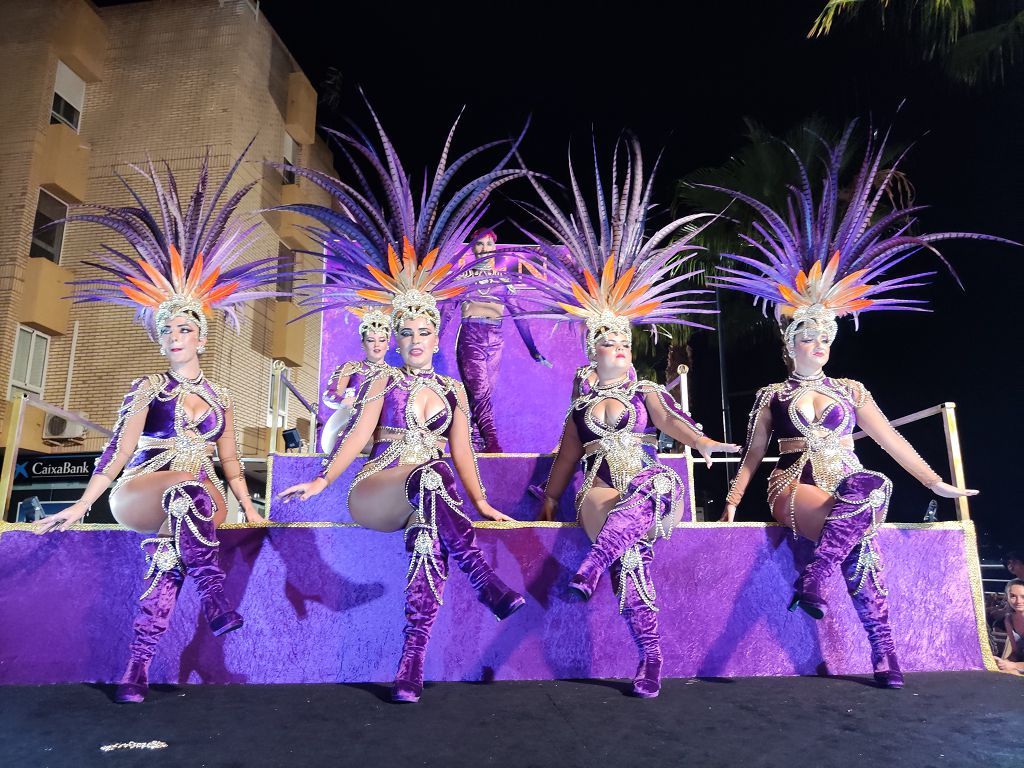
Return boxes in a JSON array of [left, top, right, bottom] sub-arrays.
[[595, 374, 629, 391], [168, 369, 204, 386], [402, 365, 434, 376], [789, 370, 824, 383]]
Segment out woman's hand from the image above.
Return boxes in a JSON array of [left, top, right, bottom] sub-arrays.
[[719, 503, 737, 523], [32, 501, 90, 534], [539, 496, 558, 522], [278, 477, 329, 503], [927, 480, 979, 499], [477, 500, 513, 523], [243, 505, 268, 525], [695, 437, 742, 469], [995, 657, 1022, 673]]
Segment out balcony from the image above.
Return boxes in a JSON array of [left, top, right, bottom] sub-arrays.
[[271, 301, 306, 368], [35, 122, 90, 203], [21, 257, 74, 336], [285, 71, 317, 145], [50, 0, 108, 83]]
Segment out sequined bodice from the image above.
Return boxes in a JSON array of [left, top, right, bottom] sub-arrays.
[[142, 377, 226, 443], [768, 377, 857, 441]]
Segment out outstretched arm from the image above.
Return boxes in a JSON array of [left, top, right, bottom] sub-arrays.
[[450, 383, 510, 521], [643, 386, 741, 467], [35, 378, 153, 533], [853, 384, 976, 498], [539, 413, 584, 521], [504, 288, 549, 365], [722, 395, 774, 522]]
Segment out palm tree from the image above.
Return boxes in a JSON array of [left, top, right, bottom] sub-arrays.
[[809, 0, 1024, 86]]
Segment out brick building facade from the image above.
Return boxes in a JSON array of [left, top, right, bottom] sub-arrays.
[[0, 0, 334, 517]]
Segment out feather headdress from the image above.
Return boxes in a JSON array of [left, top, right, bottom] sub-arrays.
[[515, 134, 717, 354], [700, 121, 1017, 349], [274, 97, 530, 332], [67, 139, 284, 339]]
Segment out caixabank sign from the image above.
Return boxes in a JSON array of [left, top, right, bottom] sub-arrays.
[[15, 454, 96, 483]]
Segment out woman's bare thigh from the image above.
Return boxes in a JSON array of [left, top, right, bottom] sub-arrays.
[[348, 465, 418, 532], [771, 483, 834, 543], [579, 483, 621, 542], [110, 471, 227, 534]]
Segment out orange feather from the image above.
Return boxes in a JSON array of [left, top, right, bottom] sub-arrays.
[[183, 252, 205, 294], [119, 285, 161, 308], [169, 245, 186, 290], [420, 246, 439, 273]]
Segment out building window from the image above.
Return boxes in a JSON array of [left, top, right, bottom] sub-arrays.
[[9, 326, 49, 400], [281, 132, 297, 185], [30, 189, 68, 263], [50, 60, 85, 132], [266, 363, 289, 428], [276, 242, 295, 301]]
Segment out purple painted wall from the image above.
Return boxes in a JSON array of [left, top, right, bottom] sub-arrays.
[[319, 303, 588, 454], [0, 521, 992, 685]]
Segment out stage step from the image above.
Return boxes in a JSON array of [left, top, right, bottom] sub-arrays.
[[0, 521, 993, 685]]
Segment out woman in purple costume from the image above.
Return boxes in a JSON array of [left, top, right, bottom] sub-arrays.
[[33, 145, 280, 703], [710, 123, 1008, 687], [277, 103, 529, 703], [527, 136, 740, 698], [320, 309, 393, 453]]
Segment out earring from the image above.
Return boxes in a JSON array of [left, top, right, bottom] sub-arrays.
[[159, 348, 167, 356], [198, 347, 206, 354], [433, 347, 439, 354]]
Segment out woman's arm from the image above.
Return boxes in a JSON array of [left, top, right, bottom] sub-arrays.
[[34, 378, 154, 533], [215, 403, 263, 524], [449, 382, 510, 521], [539, 413, 584, 521], [323, 365, 355, 409], [642, 385, 741, 466], [995, 621, 1024, 672], [278, 376, 388, 501], [852, 382, 976, 498], [722, 390, 775, 522]]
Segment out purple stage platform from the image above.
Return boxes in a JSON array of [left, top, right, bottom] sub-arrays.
[[0, 519, 995, 686]]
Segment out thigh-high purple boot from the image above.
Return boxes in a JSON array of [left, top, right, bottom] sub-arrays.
[[114, 538, 184, 703], [570, 468, 677, 600], [841, 536, 903, 688], [164, 481, 243, 636], [406, 460, 524, 620], [392, 527, 448, 703], [790, 471, 891, 620], [611, 541, 663, 698]]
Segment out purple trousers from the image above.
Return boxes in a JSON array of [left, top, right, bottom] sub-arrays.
[[456, 317, 504, 453]]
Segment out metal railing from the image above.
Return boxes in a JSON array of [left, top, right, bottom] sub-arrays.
[[267, 360, 320, 454]]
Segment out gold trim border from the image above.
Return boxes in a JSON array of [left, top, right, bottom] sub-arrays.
[[960, 519, 999, 671], [0, 519, 977, 532]]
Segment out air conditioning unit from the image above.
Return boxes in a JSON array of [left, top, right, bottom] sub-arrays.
[[43, 413, 87, 440]]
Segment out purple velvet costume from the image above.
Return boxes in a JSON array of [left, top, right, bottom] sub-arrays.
[[317, 366, 522, 701], [456, 275, 544, 453], [729, 373, 943, 687], [94, 371, 244, 702], [566, 366, 703, 538], [96, 372, 231, 496], [542, 365, 707, 697]]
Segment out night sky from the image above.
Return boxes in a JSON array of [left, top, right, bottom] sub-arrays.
[[132, 2, 1024, 547]]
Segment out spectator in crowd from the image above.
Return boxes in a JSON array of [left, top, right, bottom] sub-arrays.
[[996, 578, 1024, 674]]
